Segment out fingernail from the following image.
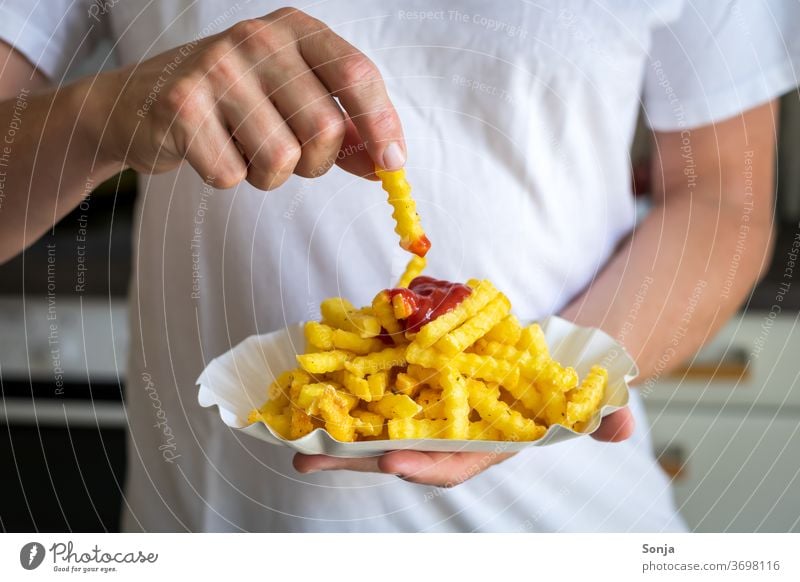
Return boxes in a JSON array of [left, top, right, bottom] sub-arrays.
[[382, 142, 405, 170]]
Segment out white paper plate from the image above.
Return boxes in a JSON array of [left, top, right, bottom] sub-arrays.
[[197, 316, 637, 457]]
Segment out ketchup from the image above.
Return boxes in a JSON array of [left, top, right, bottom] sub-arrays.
[[386, 276, 471, 331], [408, 234, 431, 258]]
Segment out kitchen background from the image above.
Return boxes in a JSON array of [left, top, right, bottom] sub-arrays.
[[1, 46, 799, 533]]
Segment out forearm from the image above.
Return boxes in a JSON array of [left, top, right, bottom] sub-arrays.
[[561, 195, 772, 381], [0, 77, 123, 264]]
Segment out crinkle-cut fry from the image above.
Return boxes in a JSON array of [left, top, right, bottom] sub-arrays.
[[439, 368, 470, 439], [467, 379, 545, 441], [391, 293, 415, 320], [415, 387, 446, 420], [304, 321, 334, 351], [344, 346, 406, 377], [290, 406, 316, 439], [332, 384, 359, 411], [367, 371, 388, 400], [397, 255, 427, 288], [406, 344, 519, 386], [411, 279, 498, 349], [296, 350, 351, 374], [517, 323, 549, 357], [289, 369, 311, 395], [472, 338, 522, 361], [320, 297, 381, 338], [294, 382, 325, 414], [367, 393, 422, 419], [566, 365, 607, 427], [394, 372, 422, 397], [294, 382, 357, 440], [265, 410, 293, 439], [348, 311, 382, 338], [484, 315, 522, 345], [502, 376, 542, 415], [468, 420, 503, 441], [254, 395, 288, 419], [287, 370, 314, 439], [435, 293, 511, 356], [387, 417, 506, 441], [519, 352, 578, 392], [406, 364, 439, 385], [296, 382, 359, 413], [331, 328, 385, 355], [320, 297, 355, 329], [352, 409, 385, 437], [375, 167, 430, 257], [371, 290, 403, 340], [533, 383, 566, 426], [341, 370, 373, 401], [315, 384, 356, 442], [388, 418, 447, 439], [265, 371, 292, 409], [269, 370, 294, 398]]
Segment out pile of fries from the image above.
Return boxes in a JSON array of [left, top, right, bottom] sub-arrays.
[[248, 168, 607, 442]]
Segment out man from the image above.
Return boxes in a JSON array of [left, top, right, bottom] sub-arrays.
[[0, 1, 796, 531]]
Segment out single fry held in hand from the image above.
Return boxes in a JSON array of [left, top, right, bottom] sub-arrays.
[[248, 168, 608, 442], [376, 167, 431, 257]]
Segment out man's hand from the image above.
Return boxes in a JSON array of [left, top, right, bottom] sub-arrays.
[[293, 408, 634, 487], [90, 7, 404, 189]]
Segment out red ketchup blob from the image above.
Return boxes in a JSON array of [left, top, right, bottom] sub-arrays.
[[407, 234, 431, 258], [386, 276, 471, 332]]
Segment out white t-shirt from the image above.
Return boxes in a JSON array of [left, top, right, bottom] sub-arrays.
[[4, 0, 798, 532]]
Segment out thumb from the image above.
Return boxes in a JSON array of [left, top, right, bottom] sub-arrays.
[[591, 407, 635, 442]]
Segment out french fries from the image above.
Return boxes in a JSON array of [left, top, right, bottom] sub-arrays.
[[250, 274, 608, 442], [248, 167, 608, 442]]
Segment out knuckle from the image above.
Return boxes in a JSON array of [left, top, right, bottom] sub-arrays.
[[310, 111, 345, 147], [200, 43, 240, 85], [231, 18, 286, 55], [270, 140, 302, 170], [247, 168, 290, 191], [294, 155, 334, 179], [340, 54, 379, 89], [213, 169, 245, 190], [164, 79, 201, 117], [271, 6, 302, 21], [269, 7, 318, 30], [229, 19, 267, 46]]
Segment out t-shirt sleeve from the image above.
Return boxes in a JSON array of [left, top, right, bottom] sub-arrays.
[[0, 1, 106, 80], [643, 0, 800, 131]]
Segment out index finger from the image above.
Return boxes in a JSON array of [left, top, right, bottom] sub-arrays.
[[296, 21, 406, 170]]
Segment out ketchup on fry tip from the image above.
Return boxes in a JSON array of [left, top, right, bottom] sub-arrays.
[[386, 276, 471, 331]]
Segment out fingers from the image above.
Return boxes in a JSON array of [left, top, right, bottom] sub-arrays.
[[295, 16, 406, 170], [380, 451, 515, 487], [161, 9, 405, 191], [293, 454, 382, 474], [177, 95, 247, 189], [294, 450, 514, 488], [196, 39, 300, 191], [260, 55, 346, 178], [218, 85, 301, 191], [591, 408, 635, 442], [334, 116, 380, 179]]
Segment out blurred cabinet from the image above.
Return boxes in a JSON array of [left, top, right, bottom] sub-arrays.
[[642, 313, 800, 532]]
